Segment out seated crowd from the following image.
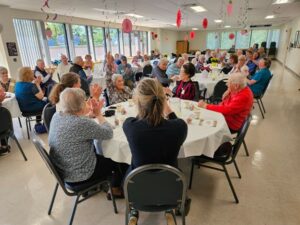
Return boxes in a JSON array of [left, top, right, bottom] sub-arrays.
[[0, 45, 273, 225]]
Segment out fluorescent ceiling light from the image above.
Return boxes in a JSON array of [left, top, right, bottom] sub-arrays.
[[214, 19, 223, 23], [265, 15, 275, 19], [172, 23, 177, 26], [273, 0, 290, 4], [190, 6, 207, 12], [224, 25, 231, 28], [192, 28, 199, 30], [126, 13, 144, 18]]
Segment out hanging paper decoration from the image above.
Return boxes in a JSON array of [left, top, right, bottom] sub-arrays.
[[53, 13, 58, 20], [229, 33, 235, 40], [45, 28, 52, 39], [176, 9, 182, 29], [165, 37, 169, 41], [190, 31, 195, 40], [122, 18, 133, 33], [43, 0, 50, 8], [202, 18, 208, 29], [154, 34, 158, 39], [45, 14, 50, 20], [227, 0, 233, 16]]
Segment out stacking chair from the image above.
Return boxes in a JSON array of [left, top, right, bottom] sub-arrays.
[[103, 88, 110, 107], [143, 64, 153, 78], [208, 78, 228, 104], [32, 135, 118, 225], [42, 103, 56, 132], [21, 111, 43, 139], [192, 81, 206, 102], [124, 164, 187, 225], [0, 107, 27, 161], [189, 115, 252, 204], [254, 75, 273, 119]]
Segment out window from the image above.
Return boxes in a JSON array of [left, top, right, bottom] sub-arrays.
[[235, 31, 251, 49], [131, 31, 141, 56], [13, 19, 43, 67], [122, 32, 131, 56], [71, 25, 89, 57], [92, 27, 105, 61], [250, 30, 268, 47], [141, 31, 149, 54], [221, 31, 236, 50], [206, 32, 220, 50], [44, 22, 68, 61], [267, 29, 281, 48], [108, 28, 119, 54]]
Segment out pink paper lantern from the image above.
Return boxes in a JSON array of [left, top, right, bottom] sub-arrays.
[[190, 31, 195, 40], [229, 33, 235, 40], [227, 0, 233, 16], [202, 18, 208, 29], [176, 9, 182, 29], [122, 18, 133, 33]]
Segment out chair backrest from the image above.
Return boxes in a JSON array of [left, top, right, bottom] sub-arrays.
[[260, 74, 273, 98], [32, 134, 74, 196], [42, 103, 56, 133], [143, 64, 153, 77], [0, 107, 13, 134], [270, 42, 276, 48], [192, 81, 200, 101], [212, 79, 228, 102], [231, 115, 252, 159], [124, 164, 187, 212], [103, 88, 110, 107], [261, 42, 267, 49]]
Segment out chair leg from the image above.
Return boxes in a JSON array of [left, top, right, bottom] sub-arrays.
[[256, 101, 264, 119], [243, 140, 250, 157], [125, 206, 129, 225], [25, 118, 30, 140], [181, 202, 186, 225], [109, 183, 118, 214], [48, 183, 59, 215], [233, 160, 241, 179], [222, 165, 239, 204], [28, 118, 32, 131], [260, 98, 266, 113], [68, 195, 80, 225], [188, 160, 195, 190], [11, 134, 27, 161], [18, 117, 22, 128]]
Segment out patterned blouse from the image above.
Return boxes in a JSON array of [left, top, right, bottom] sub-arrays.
[[107, 78, 132, 105]]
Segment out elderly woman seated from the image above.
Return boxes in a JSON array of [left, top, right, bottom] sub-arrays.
[[166, 57, 184, 78], [152, 58, 178, 87], [0, 67, 16, 92], [198, 72, 253, 133], [165, 63, 196, 101], [15, 67, 47, 123], [107, 74, 132, 105], [117, 56, 135, 89], [49, 88, 126, 196]]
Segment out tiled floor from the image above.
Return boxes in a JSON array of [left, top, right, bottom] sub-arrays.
[[1, 61, 300, 225]]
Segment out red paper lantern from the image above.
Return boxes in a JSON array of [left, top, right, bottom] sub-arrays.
[[45, 28, 52, 39], [202, 18, 208, 29], [190, 31, 195, 40], [229, 33, 235, 40], [227, 0, 233, 16], [176, 9, 182, 29], [122, 18, 133, 33], [154, 34, 158, 39]]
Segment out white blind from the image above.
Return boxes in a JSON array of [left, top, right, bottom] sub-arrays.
[[13, 19, 42, 67]]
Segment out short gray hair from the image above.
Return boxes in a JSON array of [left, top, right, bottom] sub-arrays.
[[177, 57, 184, 63], [60, 88, 86, 114], [159, 58, 168, 65], [73, 56, 83, 65], [228, 72, 247, 88], [112, 74, 123, 84], [36, 59, 44, 65], [0, 66, 8, 74]]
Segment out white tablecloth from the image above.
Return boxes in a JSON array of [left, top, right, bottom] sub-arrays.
[[101, 100, 232, 164], [192, 73, 226, 97], [2, 92, 22, 118]]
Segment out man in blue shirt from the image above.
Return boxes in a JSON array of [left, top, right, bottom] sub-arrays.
[[246, 50, 257, 76], [166, 57, 184, 78], [247, 58, 272, 96]]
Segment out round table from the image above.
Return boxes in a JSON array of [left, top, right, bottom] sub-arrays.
[[100, 100, 232, 164], [193, 73, 226, 97], [2, 92, 22, 118]]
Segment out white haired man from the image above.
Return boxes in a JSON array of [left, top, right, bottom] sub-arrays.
[[56, 54, 72, 78], [198, 73, 253, 133], [152, 58, 178, 87]]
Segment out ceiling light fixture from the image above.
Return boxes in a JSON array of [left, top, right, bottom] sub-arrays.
[[214, 19, 223, 23], [273, 0, 291, 4], [192, 28, 199, 30], [125, 13, 144, 18], [224, 25, 231, 28], [190, 6, 207, 12], [265, 15, 275, 19]]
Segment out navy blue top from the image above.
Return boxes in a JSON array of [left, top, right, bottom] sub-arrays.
[[123, 113, 188, 170], [246, 60, 257, 75], [15, 82, 46, 113], [249, 68, 272, 96]]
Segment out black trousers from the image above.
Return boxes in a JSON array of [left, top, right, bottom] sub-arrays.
[[1, 138, 8, 146]]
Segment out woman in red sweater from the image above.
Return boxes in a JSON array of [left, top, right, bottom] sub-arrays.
[[198, 72, 253, 132]]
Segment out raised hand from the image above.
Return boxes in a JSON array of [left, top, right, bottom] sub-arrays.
[[90, 83, 102, 100]]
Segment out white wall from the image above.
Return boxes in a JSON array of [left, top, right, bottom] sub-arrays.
[[178, 31, 207, 51], [277, 16, 300, 76], [150, 29, 178, 55]]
